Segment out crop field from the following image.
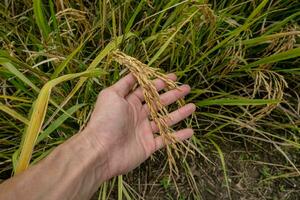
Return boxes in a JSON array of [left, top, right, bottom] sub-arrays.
[[1, 0, 300, 199]]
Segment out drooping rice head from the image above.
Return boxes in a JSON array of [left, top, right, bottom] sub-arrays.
[[111, 50, 186, 175]]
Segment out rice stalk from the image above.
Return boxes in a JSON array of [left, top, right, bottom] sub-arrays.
[[1, 0, 300, 197]]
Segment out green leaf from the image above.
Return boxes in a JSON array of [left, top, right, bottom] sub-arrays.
[[0, 60, 40, 92], [192, 0, 270, 67], [33, 0, 51, 39], [148, 10, 198, 66], [15, 69, 105, 175], [209, 139, 231, 199], [264, 11, 300, 35], [125, 0, 145, 33], [243, 47, 300, 70], [0, 103, 29, 124], [51, 42, 85, 79], [36, 103, 85, 143], [242, 31, 300, 46], [196, 98, 280, 107]]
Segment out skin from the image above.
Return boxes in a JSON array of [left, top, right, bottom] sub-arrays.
[[0, 73, 196, 200]]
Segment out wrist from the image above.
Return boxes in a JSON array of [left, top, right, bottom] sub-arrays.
[[55, 131, 109, 186], [77, 128, 112, 180]]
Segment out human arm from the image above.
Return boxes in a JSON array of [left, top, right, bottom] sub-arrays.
[[0, 73, 196, 200]]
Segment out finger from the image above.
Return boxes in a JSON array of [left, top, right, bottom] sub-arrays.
[[143, 84, 191, 113], [112, 73, 137, 97], [128, 73, 177, 102], [154, 128, 194, 152], [150, 103, 196, 133]]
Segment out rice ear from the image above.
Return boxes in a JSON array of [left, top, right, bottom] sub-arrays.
[[111, 50, 184, 174]]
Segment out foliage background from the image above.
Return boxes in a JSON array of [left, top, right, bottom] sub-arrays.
[[1, 0, 300, 199]]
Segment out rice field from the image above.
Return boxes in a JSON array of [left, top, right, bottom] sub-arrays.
[[1, 0, 300, 199]]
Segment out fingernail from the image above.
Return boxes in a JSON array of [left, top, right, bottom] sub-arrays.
[[187, 103, 196, 111]]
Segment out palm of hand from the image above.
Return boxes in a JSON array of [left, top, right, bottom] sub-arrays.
[[85, 73, 195, 179]]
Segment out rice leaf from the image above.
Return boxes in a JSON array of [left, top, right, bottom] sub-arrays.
[[0, 52, 85, 119], [12, 150, 20, 173], [36, 103, 85, 143], [209, 139, 231, 199], [0, 50, 48, 78], [125, 0, 145, 33], [51, 42, 85, 79], [148, 10, 198, 66], [0, 95, 31, 103], [193, 0, 269, 67], [197, 98, 280, 107], [122, 185, 132, 200], [44, 33, 135, 125], [242, 31, 300, 46], [49, 0, 62, 44], [33, 0, 51, 39], [15, 69, 105, 174], [264, 11, 300, 35], [151, 0, 180, 35], [0, 60, 40, 92], [99, 182, 108, 200], [243, 47, 300, 70], [0, 103, 29, 124], [245, 0, 269, 24]]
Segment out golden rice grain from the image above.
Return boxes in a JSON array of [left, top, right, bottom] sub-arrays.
[[111, 50, 184, 174]]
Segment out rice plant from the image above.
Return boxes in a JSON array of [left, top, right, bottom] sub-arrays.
[[1, 0, 300, 199]]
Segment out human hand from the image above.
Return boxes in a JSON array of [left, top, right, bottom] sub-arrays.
[[0, 73, 195, 200], [83, 73, 196, 180]]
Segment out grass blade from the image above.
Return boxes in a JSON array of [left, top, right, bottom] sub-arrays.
[[44, 33, 135, 127], [243, 47, 300, 70], [0, 60, 40, 92], [33, 0, 51, 39], [196, 98, 280, 107], [15, 69, 105, 174], [0, 103, 29, 125], [148, 10, 198, 66], [124, 0, 145, 33], [242, 31, 300, 46], [0, 95, 31, 103], [193, 0, 269, 67], [51, 42, 85, 79], [209, 139, 231, 199], [36, 103, 85, 143]]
